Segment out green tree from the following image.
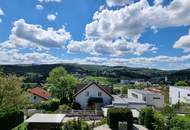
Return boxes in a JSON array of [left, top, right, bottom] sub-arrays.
[[174, 81, 189, 86], [0, 74, 28, 112], [121, 86, 128, 94], [46, 67, 77, 102], [139, 107, 155, 130]]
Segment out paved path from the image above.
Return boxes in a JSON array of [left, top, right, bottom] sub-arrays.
[[93, 124, 148, 130], [93, 124, 111, 130]]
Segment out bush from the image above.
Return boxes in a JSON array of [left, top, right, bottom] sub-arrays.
[[71, 102, 81, 110], [139, 107, 154, 130], [107, 108, 133, 130], [36, 99, 60, 111], [62, 119, 89, 130], [0, 108, 24, 130], [58, 105, 71, 112]]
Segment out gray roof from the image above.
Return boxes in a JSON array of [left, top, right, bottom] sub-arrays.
[[25, 114, 66, 123], [112, 95, 146, 105], [130, 89, 161, 95], [170, 86, 190, 90], [75, 81, 113, 95]]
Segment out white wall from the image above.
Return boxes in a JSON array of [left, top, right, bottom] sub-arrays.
[[169, 86, 190, 105], [31, 94, 46, 104], [75, 84, 112, 109], [128, 89, 164, 108]]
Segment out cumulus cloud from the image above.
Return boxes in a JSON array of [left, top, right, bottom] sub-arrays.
[[106, 0, 134, 7], [47, 13, 57, 21], [68, 39, 157, 57], [1, 19, 70, 49], [64, 54, 190, 70], [0, 8, 4, 16], [38, 0, 62, 3], [0, 48, 62, 64], [67, 0, 190, 57], [86, 0, 190, 41], [36, 4, 44, 10], [174, 29, 190, 52]]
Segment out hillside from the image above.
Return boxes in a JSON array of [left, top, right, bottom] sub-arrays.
[[0, 64, 189, 84]]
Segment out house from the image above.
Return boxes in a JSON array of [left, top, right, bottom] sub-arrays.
[[169, 86, 190, 105], [128, 89, 164, 108], [30, 87, 51, 103], [73, 82, 113, 109], [111, 95, 147, 110], [25, 114, 65, 130]]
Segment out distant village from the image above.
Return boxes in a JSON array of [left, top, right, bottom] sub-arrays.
[[1, 66, 190, 130]]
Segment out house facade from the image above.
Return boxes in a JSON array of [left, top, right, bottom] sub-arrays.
[[128, 89, 164, 108], [111, 95, 147, 110], [30, 87, 51, 104], [169, 86, 190, 105], [74, 82, 113, 109]]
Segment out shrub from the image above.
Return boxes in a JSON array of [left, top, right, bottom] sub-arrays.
[[58, 105, 71, 112], [139, 107, 154, 130], [107, 108, 133, 130], [36, 99, 60, 111], [62, 119, 89, 130], [71, 102, 81, 110], [0, 108, 24, 130]]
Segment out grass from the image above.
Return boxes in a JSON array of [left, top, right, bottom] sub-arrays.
[[13, 123, 28, 130]]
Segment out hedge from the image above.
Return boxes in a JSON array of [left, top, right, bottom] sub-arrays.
[[0, 109, 24, 130], [107, 108, 133, 130], [62, 119, 89, 130], [35, 99, 60, 111]]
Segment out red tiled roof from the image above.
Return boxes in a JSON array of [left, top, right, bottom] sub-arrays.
[[30, 87, 51, 100]]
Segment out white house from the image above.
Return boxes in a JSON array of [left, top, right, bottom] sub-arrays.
[[30, 87, 51, 104], [169, 86, 190, 105], [128, 89, 164, 108], [111, 95, 147, 110], [73, 82, 113, 109]]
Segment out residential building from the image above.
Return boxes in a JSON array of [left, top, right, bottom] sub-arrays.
[[128, 89, 164, 108], [111, 95, 147, 110], [30, 87, 51, 103], [73, 82, 113, 109], [169, 86, 190, 104]]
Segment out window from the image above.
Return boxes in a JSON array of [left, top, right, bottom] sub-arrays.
[[132, 93, 138, 98], [85, 91, 89, 97], [153, 97, 160, 99], [143, 97, 146, 101], [178, 91, 181, 98], [187, 94, 190, 96], [98, 92, 102, 96], [33, 96, 36, 100]]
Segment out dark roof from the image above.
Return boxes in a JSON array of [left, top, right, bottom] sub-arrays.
[[74, 82, 113, 97], [30, 87, 51, 100]]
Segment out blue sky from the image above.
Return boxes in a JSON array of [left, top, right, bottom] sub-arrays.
[[0, 0, 190, 70]]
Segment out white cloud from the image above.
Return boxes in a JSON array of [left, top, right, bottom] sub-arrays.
[[0, 8, 4, 16], [86, 0, 190, 41], [36, 4, 44, 11], [0, 48, 62, 64], [63, 54, 190, 70], [1, 19, 70, 49], [174, 29, 190, 52], [106, 0, 134, 7], [38, 0, 62, 3], [68, 39, 157, 57], [47, 14, 57, 21], [67, 0, 190, 57]]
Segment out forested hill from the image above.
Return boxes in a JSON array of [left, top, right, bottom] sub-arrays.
[[0, 64, 190, 83]]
